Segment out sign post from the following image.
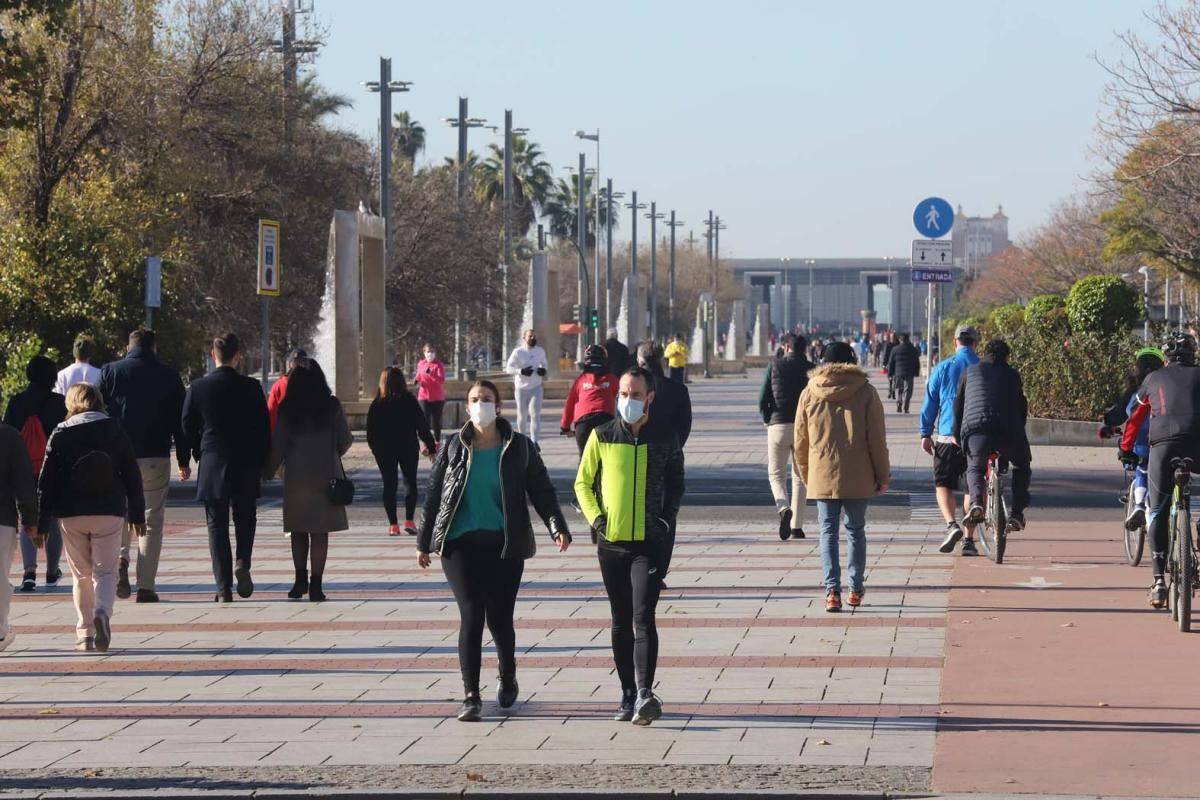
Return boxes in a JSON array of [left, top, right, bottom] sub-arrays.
[[144, 256, 162, 329], [257, 220, 281, 385], [911, 198, 954, 376]]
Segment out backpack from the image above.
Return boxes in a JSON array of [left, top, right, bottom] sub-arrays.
[[20, 416, 47, 477]]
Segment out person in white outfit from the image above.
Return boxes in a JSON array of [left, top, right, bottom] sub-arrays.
[[54, 335, 101, 396], [506, 329, 548, 443]]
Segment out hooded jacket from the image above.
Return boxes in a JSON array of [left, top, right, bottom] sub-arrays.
[[37, 412, 145, 532], [417, 417, 568, 558], [794, 363, 890, 500]]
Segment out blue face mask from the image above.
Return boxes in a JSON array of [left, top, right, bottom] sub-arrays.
[[617, 397, 645, 424]]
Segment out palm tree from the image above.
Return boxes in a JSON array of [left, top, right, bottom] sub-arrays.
[[474, 135, 554, 237], [393, 111, 425, 173], [543, 173, 614, 250]]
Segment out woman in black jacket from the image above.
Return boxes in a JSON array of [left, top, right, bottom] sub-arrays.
[[416, 380, 570, 722], [367, 367, 437, 536], [38, 383, 144, 652]]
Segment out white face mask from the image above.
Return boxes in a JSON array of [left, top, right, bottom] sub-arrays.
[[617, 397, 645, 424], [469, 401, 497, 427], [424, 352, 435, 362]]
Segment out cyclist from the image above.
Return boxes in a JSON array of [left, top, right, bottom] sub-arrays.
[[1121, 331, 1200, 608], [954, 339, 1032, 532], [1100, 348, 1166, 530]]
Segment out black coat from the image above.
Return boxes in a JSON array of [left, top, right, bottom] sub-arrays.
[[38, 413, 144, 532], [760, 353, 812, 425], [3, 386, 66, 440], [0, 424, 37, 529], [954, 361, 1028, 442], [605, 338, 631, 376], [367, 393, 436, 456], [887, 342, 920, 379], [647, 365, 692, 446], [98, 347, 189, 464], [417, 417, 568, 559], [1134, 363, 1200, 446], [181, 367, 270, 502]]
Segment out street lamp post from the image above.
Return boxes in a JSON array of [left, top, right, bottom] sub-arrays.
[[444, 99, 487, 377], [806, 259, 815, 334], [646, 203, 665, 341], [575, 130, 601, 338], [666, 211, 684, 337], [1139, 265, 1151, 341], [601, 183, 624, 333]]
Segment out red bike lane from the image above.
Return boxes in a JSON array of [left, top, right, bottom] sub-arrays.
[[933, 521, 1200, 796]]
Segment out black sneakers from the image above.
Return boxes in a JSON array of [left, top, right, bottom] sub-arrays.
[[939, 522, 964, 554], [613, 689, 637, 722], [234, 564, 254, 598], [778, 509, 792, 541], [791, 527, 806, 540], [631, 689, 663, 726], [116, 559, 131, 599], [93, 611, 111, 653], [1007, 513, 1026, 533], [497, 676, 519, 710], [457, 695, 482, 722], [1125, 507, 1146, 532], [18, 572, 35, 592], [45, 568, 62, 587], [960, 539, 979, 557]]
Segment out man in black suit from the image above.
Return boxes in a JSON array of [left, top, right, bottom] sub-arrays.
[[181, 333, 270, 603]]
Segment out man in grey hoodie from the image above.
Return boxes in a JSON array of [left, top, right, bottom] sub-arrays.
[[0, 411, 39, 651]]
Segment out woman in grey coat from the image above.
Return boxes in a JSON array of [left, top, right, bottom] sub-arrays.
[[265, 358, 352, 602]]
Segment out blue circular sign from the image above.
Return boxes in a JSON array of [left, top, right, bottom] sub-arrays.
[[913, 197, 954, 239]]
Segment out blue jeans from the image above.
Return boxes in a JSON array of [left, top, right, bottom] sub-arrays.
[[20, 518, 62, 576], [818, 499, 868, 594]]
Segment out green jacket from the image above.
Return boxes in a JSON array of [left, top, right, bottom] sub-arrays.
[[574, 417, 685, 543]]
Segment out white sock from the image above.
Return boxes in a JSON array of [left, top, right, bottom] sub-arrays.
[[1134, 486, 1147, 508]]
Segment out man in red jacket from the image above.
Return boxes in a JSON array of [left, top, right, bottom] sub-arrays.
[[562, 345, 617, 457]]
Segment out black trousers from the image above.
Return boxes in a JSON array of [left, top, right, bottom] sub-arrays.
[[420, 400, 445, 443], [963, 433, 1032, 519], [574, 412, 614, 457], [374, 448, 419, 524], [441, 532, 525, 696], [886, 375, 896, 399], [669, 366, 686, 383], [1146, 440, 1200, 577], [598, 539, 663, 692], [895, 376, 914, 413], [204, 494, 257, 591]]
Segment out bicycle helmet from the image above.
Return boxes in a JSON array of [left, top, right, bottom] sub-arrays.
[[583, 344, 608, 372], [1162, 330, 1197, 363]]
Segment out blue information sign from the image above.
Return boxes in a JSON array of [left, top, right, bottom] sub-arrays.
[[911, 268, 954, 284], [913, 197, 954, 238]]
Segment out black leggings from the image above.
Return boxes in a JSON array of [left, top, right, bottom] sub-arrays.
[[420, 400, 445, 442], [1147, 440, 1199, 577], [374, 449, 419, 525], [574, 412, 613, 457], [290, 532, 329, 578], [441, 532, 525, 696], [598, 539, 663, 692]]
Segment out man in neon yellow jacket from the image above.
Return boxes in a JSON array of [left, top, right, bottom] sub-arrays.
[[575, 367, 685, 727]]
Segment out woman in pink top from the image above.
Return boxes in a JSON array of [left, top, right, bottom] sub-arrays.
[[414, 342, 447, 442]]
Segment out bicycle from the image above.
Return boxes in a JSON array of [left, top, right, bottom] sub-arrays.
[[976, 452, 1009, 564], [1166, 457, 1198, 632], [1120, 464, 1145, 567]]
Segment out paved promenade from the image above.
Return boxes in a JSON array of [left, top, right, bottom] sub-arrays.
[[0, 372, 1195, 797]]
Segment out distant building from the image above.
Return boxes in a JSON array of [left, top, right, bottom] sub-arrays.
[[730, 257, 961, 339], [951, 205, 1011, 275]]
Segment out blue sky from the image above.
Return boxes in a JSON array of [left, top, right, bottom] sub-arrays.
[[307, 0, 1158, 258]]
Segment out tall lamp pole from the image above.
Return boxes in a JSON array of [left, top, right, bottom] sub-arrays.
[[601, 182, 624, 333], [501, 112, 529, 363], [444, 99, 487, 376], [646, 203, 665, 341], [575, 130, 601, 336], [576, 152, 588, 358], [666, 211, 685, 337]]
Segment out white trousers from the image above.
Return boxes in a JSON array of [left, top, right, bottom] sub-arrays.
[[514, 385, 544, 443], [767, 423, 806, 524]]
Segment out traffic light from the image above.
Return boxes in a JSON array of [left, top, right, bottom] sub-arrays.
[[571, 304, 581, 324], [589, 307, 599, 330]]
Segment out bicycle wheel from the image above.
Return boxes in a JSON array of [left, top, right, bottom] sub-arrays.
[[1178, 509, 1192, 633], [1123, 487, 1145, 567], [1169, 508, 1182, 622], [976, 472, 996, 560]]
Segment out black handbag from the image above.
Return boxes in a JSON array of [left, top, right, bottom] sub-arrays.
[[328, 420, 354, 505]]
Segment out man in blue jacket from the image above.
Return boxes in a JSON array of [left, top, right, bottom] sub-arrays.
[[919, 325, 980, 555]]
